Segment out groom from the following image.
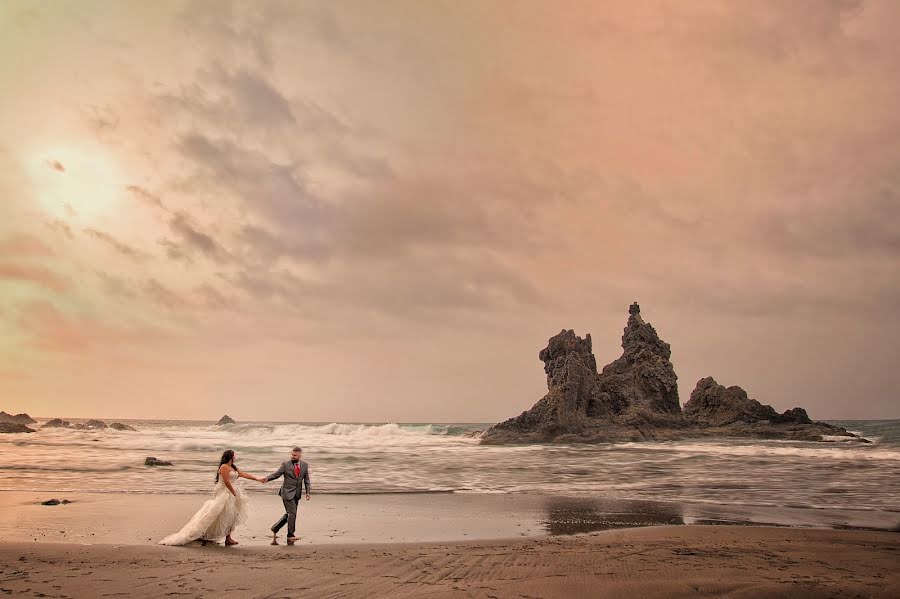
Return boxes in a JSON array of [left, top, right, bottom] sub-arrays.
[[265, 446, 311, 545]]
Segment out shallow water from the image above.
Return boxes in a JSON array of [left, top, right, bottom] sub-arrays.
[[1, 419, 898, 530]]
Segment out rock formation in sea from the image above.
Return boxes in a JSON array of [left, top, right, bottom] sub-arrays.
[[679, 377, 851, 441], [38, 418, 135, 431], [144, 457, 173, 466], [481, 303, 860, 444], [0, 422, 36, 434], [683, 377, 813, 426], [110, 422, 137, 431], [216, 415, 236, 425], [43, 419, 108, 430], [73, 419, 109, 430], [0, 411, 37, 425]]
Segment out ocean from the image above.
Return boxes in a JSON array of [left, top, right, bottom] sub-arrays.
[[2, 419, 898, 531]]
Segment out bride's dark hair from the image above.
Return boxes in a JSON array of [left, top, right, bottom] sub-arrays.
[[215, 449, 237, 483]]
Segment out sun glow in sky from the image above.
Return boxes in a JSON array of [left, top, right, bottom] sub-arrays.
[[25, 145, 124, 222], [0, 1, 898, 421]]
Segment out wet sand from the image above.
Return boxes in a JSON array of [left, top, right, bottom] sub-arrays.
[[1, 526, 897, 598], [1, 491, 895, 547]]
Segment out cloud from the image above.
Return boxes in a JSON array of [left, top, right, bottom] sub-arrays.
[[16, 301, 93, 353], [227, 68, 295, 128], [759, 185, 900, 259], [16, 300, 167, 354], [237, 224, 329, 263], [196, 283, 231, 310], [84, 228, 149, 260], [167, 211, 229, 263], [83, 104, 120, 134], [144, 278, 187, 310], [0, 233, 53, 258], [44, 219, 74, 238], [178, 133, 327, 230], [228, 267, 311, 302], [126, 185, 167, 211], [0, 262, 69, 293], [178, 0, 281, 68], [95, 271, 137, 300], [329, 251, 548, 320], [660, 0, 866, 69]]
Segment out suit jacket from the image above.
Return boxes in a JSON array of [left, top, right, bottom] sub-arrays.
[[266, 460, 310, 500]]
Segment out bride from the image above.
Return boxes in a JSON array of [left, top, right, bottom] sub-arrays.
[[159, 450, 265, 546]]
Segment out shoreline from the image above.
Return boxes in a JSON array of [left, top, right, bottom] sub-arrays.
[[1, 490, 896, 549], [1, 526, 897, 598]]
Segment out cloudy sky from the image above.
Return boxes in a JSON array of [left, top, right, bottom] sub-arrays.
[[1, 1, 898, 421]]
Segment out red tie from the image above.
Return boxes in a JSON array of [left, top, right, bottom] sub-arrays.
[[294, 463, 300, 478]]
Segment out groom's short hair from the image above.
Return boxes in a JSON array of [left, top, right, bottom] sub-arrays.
[[292, 446, 302, 453]]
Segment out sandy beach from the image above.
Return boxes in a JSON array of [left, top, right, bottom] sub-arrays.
[[1, 526, 897, 598], [3, 490, 896, 597]]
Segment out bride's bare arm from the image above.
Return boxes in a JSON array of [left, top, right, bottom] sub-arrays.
[[220, 465, 237, 496], [236, 468, 263, 482]]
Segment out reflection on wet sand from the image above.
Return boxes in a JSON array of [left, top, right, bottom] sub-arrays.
[[541, 497, 684, 535], [541, 497, 900, 535]]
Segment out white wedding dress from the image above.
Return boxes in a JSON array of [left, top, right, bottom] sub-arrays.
[[159, 470, 251, 545]]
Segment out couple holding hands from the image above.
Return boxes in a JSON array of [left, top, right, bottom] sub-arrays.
[[159, 446, 311, 547]]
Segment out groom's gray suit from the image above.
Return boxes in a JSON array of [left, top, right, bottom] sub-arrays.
[[266, 460, 310, 538]]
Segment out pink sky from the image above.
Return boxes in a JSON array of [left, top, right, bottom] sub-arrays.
[[1, 1, 898, 421]]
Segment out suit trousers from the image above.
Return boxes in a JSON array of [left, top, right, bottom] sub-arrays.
[[271, 495, 300, 537]]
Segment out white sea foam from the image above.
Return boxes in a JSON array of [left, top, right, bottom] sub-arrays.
[[617, 440, 900, 462], [315, 422, 423, 436]]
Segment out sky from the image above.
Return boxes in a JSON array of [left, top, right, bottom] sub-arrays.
[[1, 1, 898, 421]]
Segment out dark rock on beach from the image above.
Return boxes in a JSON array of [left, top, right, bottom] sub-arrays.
[[0, 411, 37, 425], [42, 419, 72, 428], [0, 422, 36, 434], [110, 422, 137, 431], [144, 457, 173, 467], [40, 499, 73, 506], [216, 415, 236, 425], [481, 303, 862, 445]]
